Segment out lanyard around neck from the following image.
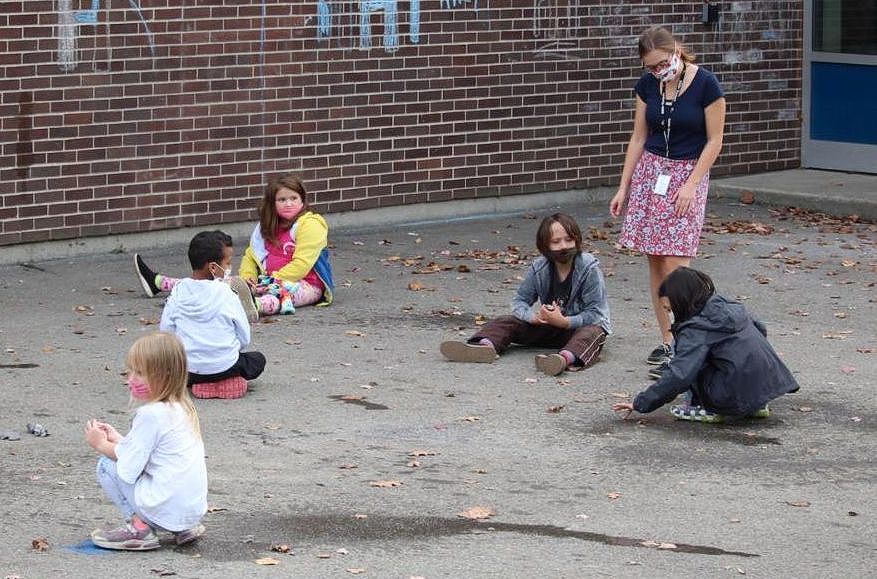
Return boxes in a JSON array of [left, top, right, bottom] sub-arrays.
[[659, 64, 687, 158]]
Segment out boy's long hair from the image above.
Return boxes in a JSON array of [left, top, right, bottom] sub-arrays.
[[259, 173, 310, 246], [658, 266, 716, 325], [638, 26, 696, 64], [535, 213, 583, 258], [125, 332, 201, 437]]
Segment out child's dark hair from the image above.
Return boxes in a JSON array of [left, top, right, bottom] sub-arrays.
[[187, 230, 232, 270], [658, 266, 715, 325], [260, 173, 310, 245], [535, 213, 583, 258]]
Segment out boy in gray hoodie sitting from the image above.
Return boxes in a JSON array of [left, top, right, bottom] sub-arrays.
[[440, 213, 611, 376]]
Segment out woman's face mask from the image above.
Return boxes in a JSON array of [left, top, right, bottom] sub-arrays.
[[651, 53, 682, 83]]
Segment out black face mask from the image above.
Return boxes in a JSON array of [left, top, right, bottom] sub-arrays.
[[547, 248, 578, 264]]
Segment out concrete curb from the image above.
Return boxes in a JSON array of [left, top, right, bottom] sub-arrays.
[[710, 182, 877, 221]]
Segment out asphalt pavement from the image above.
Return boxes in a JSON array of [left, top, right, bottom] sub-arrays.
[[0, 192, 874, 578]]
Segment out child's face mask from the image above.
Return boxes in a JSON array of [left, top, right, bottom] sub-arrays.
[[211, 263, 231, 281], [548, 248, 578, 264], [275, 188, 304, 221], [127, 375, 151, 400]]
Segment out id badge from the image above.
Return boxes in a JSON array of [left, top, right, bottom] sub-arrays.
[[653, 174, 671, 197]]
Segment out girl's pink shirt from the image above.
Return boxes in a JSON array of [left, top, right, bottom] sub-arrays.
[[265, 228, 323, 288]]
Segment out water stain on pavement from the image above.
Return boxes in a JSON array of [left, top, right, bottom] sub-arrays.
[[194, 514, 758, 561], [328, 395, 389, 410]]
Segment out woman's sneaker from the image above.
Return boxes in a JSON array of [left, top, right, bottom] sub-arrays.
[[647, 360, 670, 380], [91, 523, 160, 551], [647, 343, 672, 365], [440, 341, 497, 363], [174, 523, 206, 546], [670, 403, 724, 423], [133, 254, 161, 297]]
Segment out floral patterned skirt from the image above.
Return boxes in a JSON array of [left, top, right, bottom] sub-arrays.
[[617, 150, 709, 257]]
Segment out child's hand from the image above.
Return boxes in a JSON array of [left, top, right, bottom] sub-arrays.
[[612, 402, 635, 419], [96, 421, 121, 443], [536, 303, 569, 328], [84, 419, 108, 449]]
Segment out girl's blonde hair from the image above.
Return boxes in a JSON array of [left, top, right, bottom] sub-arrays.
[[638, 26, 696, 64], [126, 332, 201, 437]]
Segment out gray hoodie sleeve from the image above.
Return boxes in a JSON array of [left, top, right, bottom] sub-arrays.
[[633, 333, 710, 413], [565, 263, 610, 331], [511, 263, 540, 323]]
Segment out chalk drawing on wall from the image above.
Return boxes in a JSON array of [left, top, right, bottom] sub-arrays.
[[56, 0, 156, 72], [532, 0, 586, 60], [316, 1, 420, 53]]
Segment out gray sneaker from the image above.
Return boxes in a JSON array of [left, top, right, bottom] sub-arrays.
[[228, 277, 259, 323], [440, 341, 497, 363], [91, 523, 160, 551], [174, 523, 206, 546], [647, 343, 672, 365]]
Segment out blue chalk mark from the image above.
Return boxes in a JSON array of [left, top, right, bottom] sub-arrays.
[[317, 1, 331, 38], [65, 539, 114, 556], [127, 0, 157, 57], [360, 0, 399, 51], [409, 0, 420, 43], [74, 0, 100, 24]]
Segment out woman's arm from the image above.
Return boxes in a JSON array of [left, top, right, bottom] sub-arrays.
[[610, 96, 648, 217], [670, 97, 726, 216]]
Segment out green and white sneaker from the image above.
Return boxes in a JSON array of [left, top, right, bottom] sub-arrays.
[[670, 403, 724, 424]]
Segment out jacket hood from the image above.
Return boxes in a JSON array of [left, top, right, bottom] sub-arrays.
[[169, 279, 232, 321], [677, 294, 749, 335]]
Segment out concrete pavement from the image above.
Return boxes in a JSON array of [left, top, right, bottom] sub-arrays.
[[0, 194, 874, 578]]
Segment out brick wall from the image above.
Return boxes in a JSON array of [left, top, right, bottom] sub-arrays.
[[0, 1, 802, 246]]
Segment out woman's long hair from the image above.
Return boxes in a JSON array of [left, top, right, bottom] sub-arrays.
[[638, 26, 696, 64], [126, 332, 201, 437]]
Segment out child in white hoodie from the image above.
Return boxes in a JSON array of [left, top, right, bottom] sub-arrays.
[[159, 231, 266, 399]]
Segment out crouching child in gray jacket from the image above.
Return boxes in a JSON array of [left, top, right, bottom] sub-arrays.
[[613, 266, 799, 423]]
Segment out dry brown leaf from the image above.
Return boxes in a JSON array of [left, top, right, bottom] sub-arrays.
[[340, 394, 364, 401], [344, 330, 365, 337], [369, 480, 402, 488], [353, 514, 368, 519], [407, 460, 420, 468], [609, 392, 630, 399], [607, 492, 622, 500], [840, 259, 857, 267], [271, 544, 291, 553], [316, 553, 332, 559], [338, 463, 358, 470], [458, 506, 495, 520], [785, 500, 811, 508], [461, 415, 481, 422], [547, 405, 565, 413], [31, 537, 49, 551], [794, 406, 814, 413], [207, 505, 227, 513], [347, 569, 366, 575], [254, 557, 280, 565]]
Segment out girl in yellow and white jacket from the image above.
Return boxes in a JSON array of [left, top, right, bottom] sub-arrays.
[[239, 174, 335, 316]]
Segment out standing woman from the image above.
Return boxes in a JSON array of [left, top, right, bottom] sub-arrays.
[[609, 26, 726, 375]]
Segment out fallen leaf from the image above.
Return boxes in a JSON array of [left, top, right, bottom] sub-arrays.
[[369, 480, 402, 488], [458, 506, 495, 520], [347, 569, 365, 575], [271, 544, 291, 553], [31, 537, 49, 551], [609, 392, 630, 399], [785, 500, 811, 508], [115, 327, 128, 335], [607, 492, 622, 500], [316, 553, 332, 559], [254, 557, 280, 565], [340, 394, 363, 401], [338, 463, 358, 469], [840, 259, 857, 267], [794, 406, 814, 413], [547, 405, 565, 413], [336, 548, 349, 555], [150, 569, 177, 577], [461, 415, 481, 422], [409, 449, 437, 457], [353, 514, 368, 519], [407, 460, 420, 468], [344, 330, 365, 337], [840, 365, 856, 374], [524, 377, 537, 383], [206, 506, 227, 513]]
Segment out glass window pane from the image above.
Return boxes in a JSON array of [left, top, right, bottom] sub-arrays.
[[814, 0, 877, 55]]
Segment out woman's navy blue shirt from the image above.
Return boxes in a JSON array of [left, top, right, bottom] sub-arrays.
[[635, 66, 724, 160]]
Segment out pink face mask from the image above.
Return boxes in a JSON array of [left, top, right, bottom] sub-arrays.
[[277, 205, 301, 220], [128, 376, 151, 400]]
